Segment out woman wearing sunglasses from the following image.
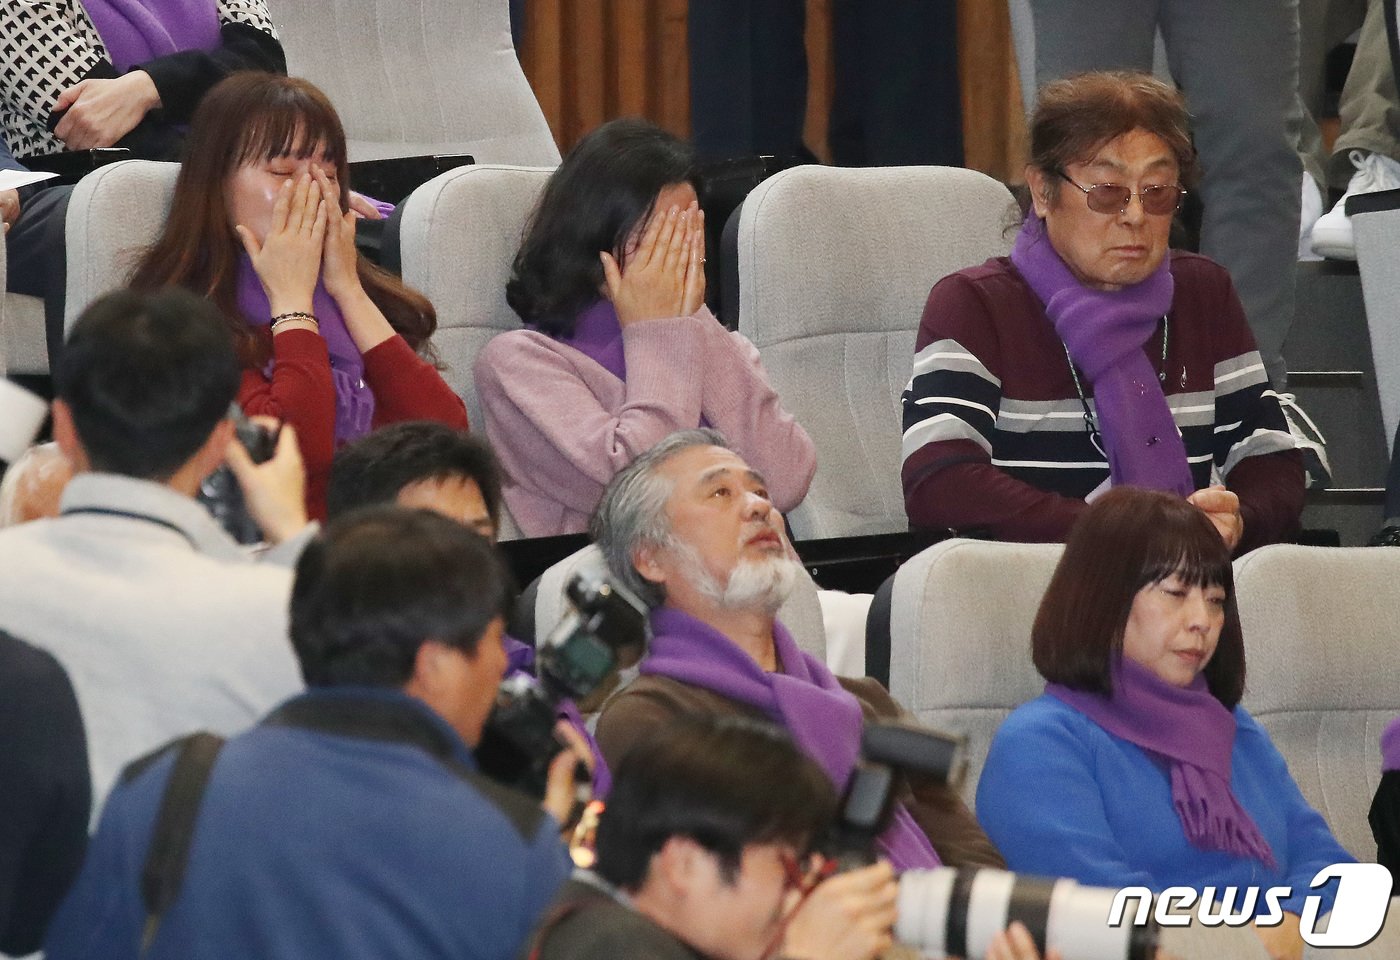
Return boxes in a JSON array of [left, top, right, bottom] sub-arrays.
[[901, 71, 1303, 553]]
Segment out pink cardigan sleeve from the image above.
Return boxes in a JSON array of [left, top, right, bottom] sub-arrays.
[[695, 318, 817, 513], [474, 318, 707, 516]]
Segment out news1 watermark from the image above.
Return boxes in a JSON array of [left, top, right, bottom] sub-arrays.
[[1107, 863, 1394, 947]]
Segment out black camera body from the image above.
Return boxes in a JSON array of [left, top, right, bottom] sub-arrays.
[[475, 571, 646, 797], [198, 404, 277, 544]]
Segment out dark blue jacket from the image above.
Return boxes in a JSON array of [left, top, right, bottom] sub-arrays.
[[0, 631, 89, 955], [46, 688, 570, 960]]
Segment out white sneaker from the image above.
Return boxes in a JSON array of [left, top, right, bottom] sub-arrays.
[[1310, 150, 1400, 260], [1299, 173, 1323, 262]]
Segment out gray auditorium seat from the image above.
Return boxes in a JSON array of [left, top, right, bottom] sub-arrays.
[[267, 0, 559, 165], [1234, 543, 1400, 861], [734, 164, 1018, 540], [62, 161, 181, 341], [396, 164, 554, 539], [888, 537, 1063, 806], [3, 161, 178, 375]]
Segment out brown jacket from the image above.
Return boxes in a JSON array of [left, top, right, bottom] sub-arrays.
[[595, 673, 1006, 870]]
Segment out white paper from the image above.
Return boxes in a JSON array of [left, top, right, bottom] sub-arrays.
[[0, 170, 59, 191]]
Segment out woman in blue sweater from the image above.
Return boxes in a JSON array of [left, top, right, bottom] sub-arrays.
[[977, 487, 1352, 960]]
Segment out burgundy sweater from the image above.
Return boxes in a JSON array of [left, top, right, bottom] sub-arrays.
[[901, 253, 1303, 553]]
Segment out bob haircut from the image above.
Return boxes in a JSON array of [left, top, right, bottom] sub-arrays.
[[1029, 71, 1200, 202], [129, 72, 436, 367], [594, 715, 837, 890], [506, 117, 696, 335], [290, 506, 511, 688], [1032, 486, 1245, 708]]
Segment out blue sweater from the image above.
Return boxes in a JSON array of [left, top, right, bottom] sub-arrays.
[[45, 689, 570, 960], [976, 694, 1353, 917]]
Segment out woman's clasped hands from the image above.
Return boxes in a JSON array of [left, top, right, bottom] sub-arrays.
[[600, 199, 706, 326]]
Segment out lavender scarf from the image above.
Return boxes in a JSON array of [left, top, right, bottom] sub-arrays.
[[641, 607, 941, 871], [1048, 657, 1277, 868], [544, 299, 627, 381], [1382, 717, 1400, 773], [237, 256, 375, 445], [1010, 214, 1193, 496], [82, 0, 220, 72]]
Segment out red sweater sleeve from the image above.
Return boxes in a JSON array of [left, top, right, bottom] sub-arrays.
[[363, 336, 469, 430], [236, 329, 337, 518]]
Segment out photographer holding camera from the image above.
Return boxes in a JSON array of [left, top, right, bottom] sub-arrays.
[[47, 506, 588, 958], [0, 288, 310, 819], [531, 714, 898, 960], [532, 715, 1051, 960]]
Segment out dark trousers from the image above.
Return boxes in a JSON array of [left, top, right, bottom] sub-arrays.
[[6, 184, 74, 369], [688, 0, 964, 166]]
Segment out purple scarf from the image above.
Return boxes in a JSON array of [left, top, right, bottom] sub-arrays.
[[1382, 717, 1400, 773], [1048, 657, 1277, 868], [641, 607, 941, 871], [545, 299, 627, 381], [236, 256, 375, 445], [1010, 214, 1193, 496], [503, 633, 611, 796], [82, 0, 220, 72]]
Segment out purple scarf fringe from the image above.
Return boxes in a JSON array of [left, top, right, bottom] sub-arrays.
[[1048, 657, 1277, 869]]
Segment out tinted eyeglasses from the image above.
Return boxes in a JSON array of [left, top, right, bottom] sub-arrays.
[[1055, 169, 1186, 216]]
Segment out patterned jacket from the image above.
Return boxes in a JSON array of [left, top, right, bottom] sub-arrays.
[[0, 0, 280, 158]]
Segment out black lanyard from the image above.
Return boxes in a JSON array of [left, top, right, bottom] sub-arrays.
[[60, 507, 198, 549], [1061, 314, 1175, 458]]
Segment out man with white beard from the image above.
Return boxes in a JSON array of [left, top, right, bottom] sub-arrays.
[[591, 429, 1007, 872]]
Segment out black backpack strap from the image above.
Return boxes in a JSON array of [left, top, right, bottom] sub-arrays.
[[139, 731, 225, 954]]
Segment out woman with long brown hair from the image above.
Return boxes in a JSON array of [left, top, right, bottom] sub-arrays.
[[130, 72, 467, 519]]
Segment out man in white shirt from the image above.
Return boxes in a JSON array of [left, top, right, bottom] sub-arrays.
[[0, 287, 309, 815]]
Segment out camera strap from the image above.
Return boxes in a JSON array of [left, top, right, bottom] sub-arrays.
[[138, 732, 226, 956]]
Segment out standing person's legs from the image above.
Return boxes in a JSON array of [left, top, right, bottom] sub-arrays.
[[1161, 0, 1302, 389], [1028, 0, 1159, 89], [1330, 0, 1400, 182], [5, 185, 74, 370], [687, 0, 809, 161], [828, 0, 964, 167]]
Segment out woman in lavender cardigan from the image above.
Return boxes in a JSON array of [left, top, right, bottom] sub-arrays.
[[473, 119, 816, 538]]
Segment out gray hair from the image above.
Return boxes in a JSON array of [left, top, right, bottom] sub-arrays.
[[590, 428, 731, 609]]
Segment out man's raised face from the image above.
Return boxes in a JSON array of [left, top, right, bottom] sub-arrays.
[[637, 445, 796, 615]]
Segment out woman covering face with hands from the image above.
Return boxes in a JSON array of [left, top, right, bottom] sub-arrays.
[[130, 74, 467, 520], [474, 118, 815, 538]]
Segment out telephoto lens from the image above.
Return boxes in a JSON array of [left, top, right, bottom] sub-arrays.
[[895, 868, 1160, 960]]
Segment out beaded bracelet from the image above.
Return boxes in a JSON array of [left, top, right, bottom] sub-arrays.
[[270, 312, 318, 332]]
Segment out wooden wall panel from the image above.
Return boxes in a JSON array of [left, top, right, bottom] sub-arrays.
[[520, 0, 1024, 183], [958, 0, 1028, 184]]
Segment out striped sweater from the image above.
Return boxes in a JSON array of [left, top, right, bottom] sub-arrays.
[[901, 253, 1303, 551]]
